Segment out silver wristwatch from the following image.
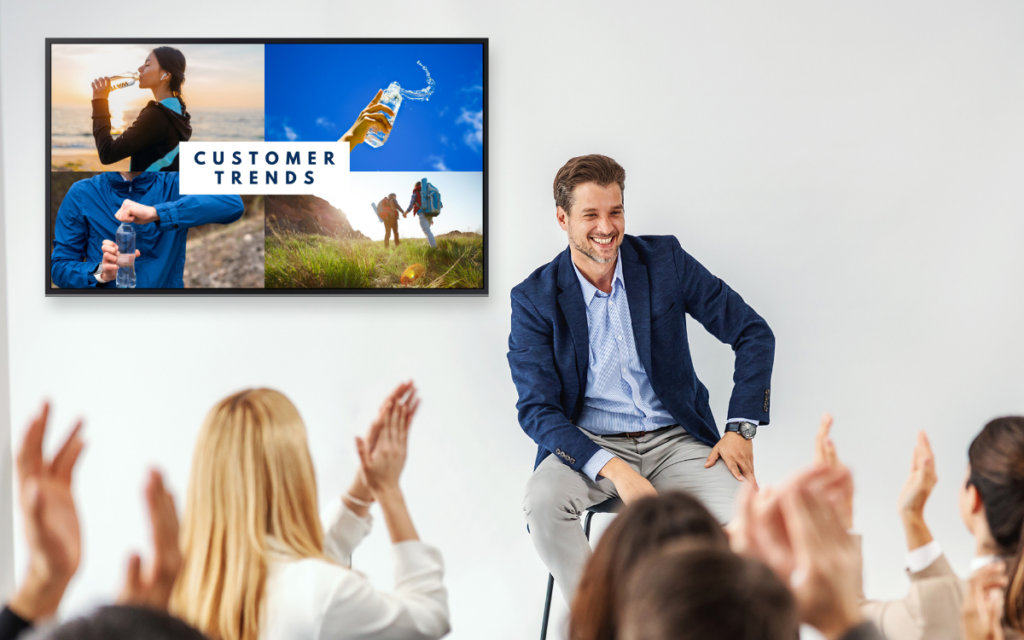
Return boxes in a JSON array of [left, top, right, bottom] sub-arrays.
[[725, 421, 757, 440]]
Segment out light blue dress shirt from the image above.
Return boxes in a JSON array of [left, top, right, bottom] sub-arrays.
[[572, 256, 676, 479], [572, 254, 756, 480]]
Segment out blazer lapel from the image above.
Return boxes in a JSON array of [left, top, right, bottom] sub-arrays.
[[556, 249, 590, 395], [621, 240, 653, 376]]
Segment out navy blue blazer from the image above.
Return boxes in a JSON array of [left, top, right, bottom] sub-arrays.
[[507, 235, 775, 473]]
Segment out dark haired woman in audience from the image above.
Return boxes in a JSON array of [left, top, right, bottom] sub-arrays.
[[569, 492, 728, 640], [822, 415, 1024, 638], [91, 46, 191, 171]]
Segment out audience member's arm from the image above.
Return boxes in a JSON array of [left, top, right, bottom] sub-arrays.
[[322, 383, 417, 565], [117, 470, 181, 610], [897, 431, 939, 557], [329, 382, 449, 639], [6, 402, 84, 631]]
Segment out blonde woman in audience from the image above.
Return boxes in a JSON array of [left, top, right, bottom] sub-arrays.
[[170, 382, 449, 640]]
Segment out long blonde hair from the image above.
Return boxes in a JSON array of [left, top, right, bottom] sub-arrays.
[[170, 389, 326, 640]]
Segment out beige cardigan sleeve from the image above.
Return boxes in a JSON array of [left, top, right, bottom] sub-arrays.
[[856, 535, 966, 640]]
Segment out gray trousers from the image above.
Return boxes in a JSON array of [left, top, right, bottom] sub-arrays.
[[522, 426, 740, 601]]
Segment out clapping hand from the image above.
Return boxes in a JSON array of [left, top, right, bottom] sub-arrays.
[[813, 413, 853, 530], [898, 431, 937, 518], [355, 382, 420, 498], [734, 465, 864, 640], [962, 562, 1007, 640], [118, 470, 181, 610], [9, 401, 84, 622]]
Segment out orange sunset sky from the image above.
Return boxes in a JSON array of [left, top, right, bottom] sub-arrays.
[[51, 43, 263, 111]]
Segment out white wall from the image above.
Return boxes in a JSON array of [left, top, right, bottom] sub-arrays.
[[3, 1, 1024, 638], [0, 69, 12, 599]]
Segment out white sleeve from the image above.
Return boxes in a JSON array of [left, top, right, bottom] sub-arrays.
[[317, 542, 450, 640], [905, 541, 943, 573], [321, 498, 373, 567]]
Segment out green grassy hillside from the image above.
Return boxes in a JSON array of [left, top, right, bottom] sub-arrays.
[[265, 232, 483, 289]]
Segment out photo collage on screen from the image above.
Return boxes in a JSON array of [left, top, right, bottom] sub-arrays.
[[47, 40, 487, 293]]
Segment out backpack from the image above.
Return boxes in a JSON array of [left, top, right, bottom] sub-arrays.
[[419, 178, 442, 217]]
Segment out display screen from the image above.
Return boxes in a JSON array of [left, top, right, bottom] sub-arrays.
[[46, 38, 488, 294]]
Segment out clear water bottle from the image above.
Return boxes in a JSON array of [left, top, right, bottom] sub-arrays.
[[364, 82, 403, 148], [115, 222, 136, 288], [109, 72, 139, 91]]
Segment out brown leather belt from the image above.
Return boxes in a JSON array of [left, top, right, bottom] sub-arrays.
[[607, 424, 678, 439]]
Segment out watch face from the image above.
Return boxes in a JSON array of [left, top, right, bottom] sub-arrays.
[[740, 422, 757, 439]]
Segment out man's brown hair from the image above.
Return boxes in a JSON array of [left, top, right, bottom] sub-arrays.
[[553, 154, 626, 213]]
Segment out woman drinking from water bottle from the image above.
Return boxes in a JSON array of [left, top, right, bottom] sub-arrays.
[[91, 46, 191, 172]]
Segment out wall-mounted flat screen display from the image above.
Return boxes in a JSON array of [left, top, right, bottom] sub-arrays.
[[46, 38, 487, 294]]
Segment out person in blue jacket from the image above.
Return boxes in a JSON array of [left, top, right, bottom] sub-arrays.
[[50, 172, 243, 288], [507, 154, 775, 601]]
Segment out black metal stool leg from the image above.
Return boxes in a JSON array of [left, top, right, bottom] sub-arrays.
[[540, 510, 598, 639], [540, 574, 554, 640]]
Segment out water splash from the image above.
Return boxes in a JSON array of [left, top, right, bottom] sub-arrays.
[[399, 61, 435, 101], [363, 61, 435, 148]]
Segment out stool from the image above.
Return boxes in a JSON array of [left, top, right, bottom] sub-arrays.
[[539, 498, 621, 640]]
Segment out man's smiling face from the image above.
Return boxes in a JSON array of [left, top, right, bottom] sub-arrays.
[[557, 181, 625, 266]]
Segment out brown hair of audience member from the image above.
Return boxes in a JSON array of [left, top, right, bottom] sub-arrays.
[[618, 542, 799, 640], [966, 416, 1024, 630], [553, 154, 626, 213], [170, 389, 326, 640], [37, 605, 208, 640], [569, 492, 728, 640]]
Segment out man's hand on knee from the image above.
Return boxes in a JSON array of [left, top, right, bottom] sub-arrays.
[[598, 457, 657, 505], [705, 432, 758, 490]]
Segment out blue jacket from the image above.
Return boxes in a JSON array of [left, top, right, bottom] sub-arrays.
[[51, 172, 243, 288], [507, 235, 775, 472]]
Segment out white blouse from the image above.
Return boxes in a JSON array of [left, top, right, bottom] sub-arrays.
[[261, 500, 450, 640]]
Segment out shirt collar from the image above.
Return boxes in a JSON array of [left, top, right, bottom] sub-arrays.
[[571, 251, 624, 307], [969, 554, 1000, 574]]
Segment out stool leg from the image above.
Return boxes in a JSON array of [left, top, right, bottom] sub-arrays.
[[540, 573, 554, 640], [540, 510, 598, 640]]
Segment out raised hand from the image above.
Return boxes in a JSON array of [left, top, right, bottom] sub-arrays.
[[355, 383, 419, 498], [780, 474, 863, 639], [811, 413, 853, 529], [897, 430, 937, 550], [9, 401, 84, 622], [353, 383, 422, 544], [898, 431, 937, 517], [736, 465, 864, 640], [118, 470, 181, 610]]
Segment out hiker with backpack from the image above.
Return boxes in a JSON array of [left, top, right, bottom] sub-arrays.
[[372, 193, 403, 249], [403, 179, 442, 249]]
